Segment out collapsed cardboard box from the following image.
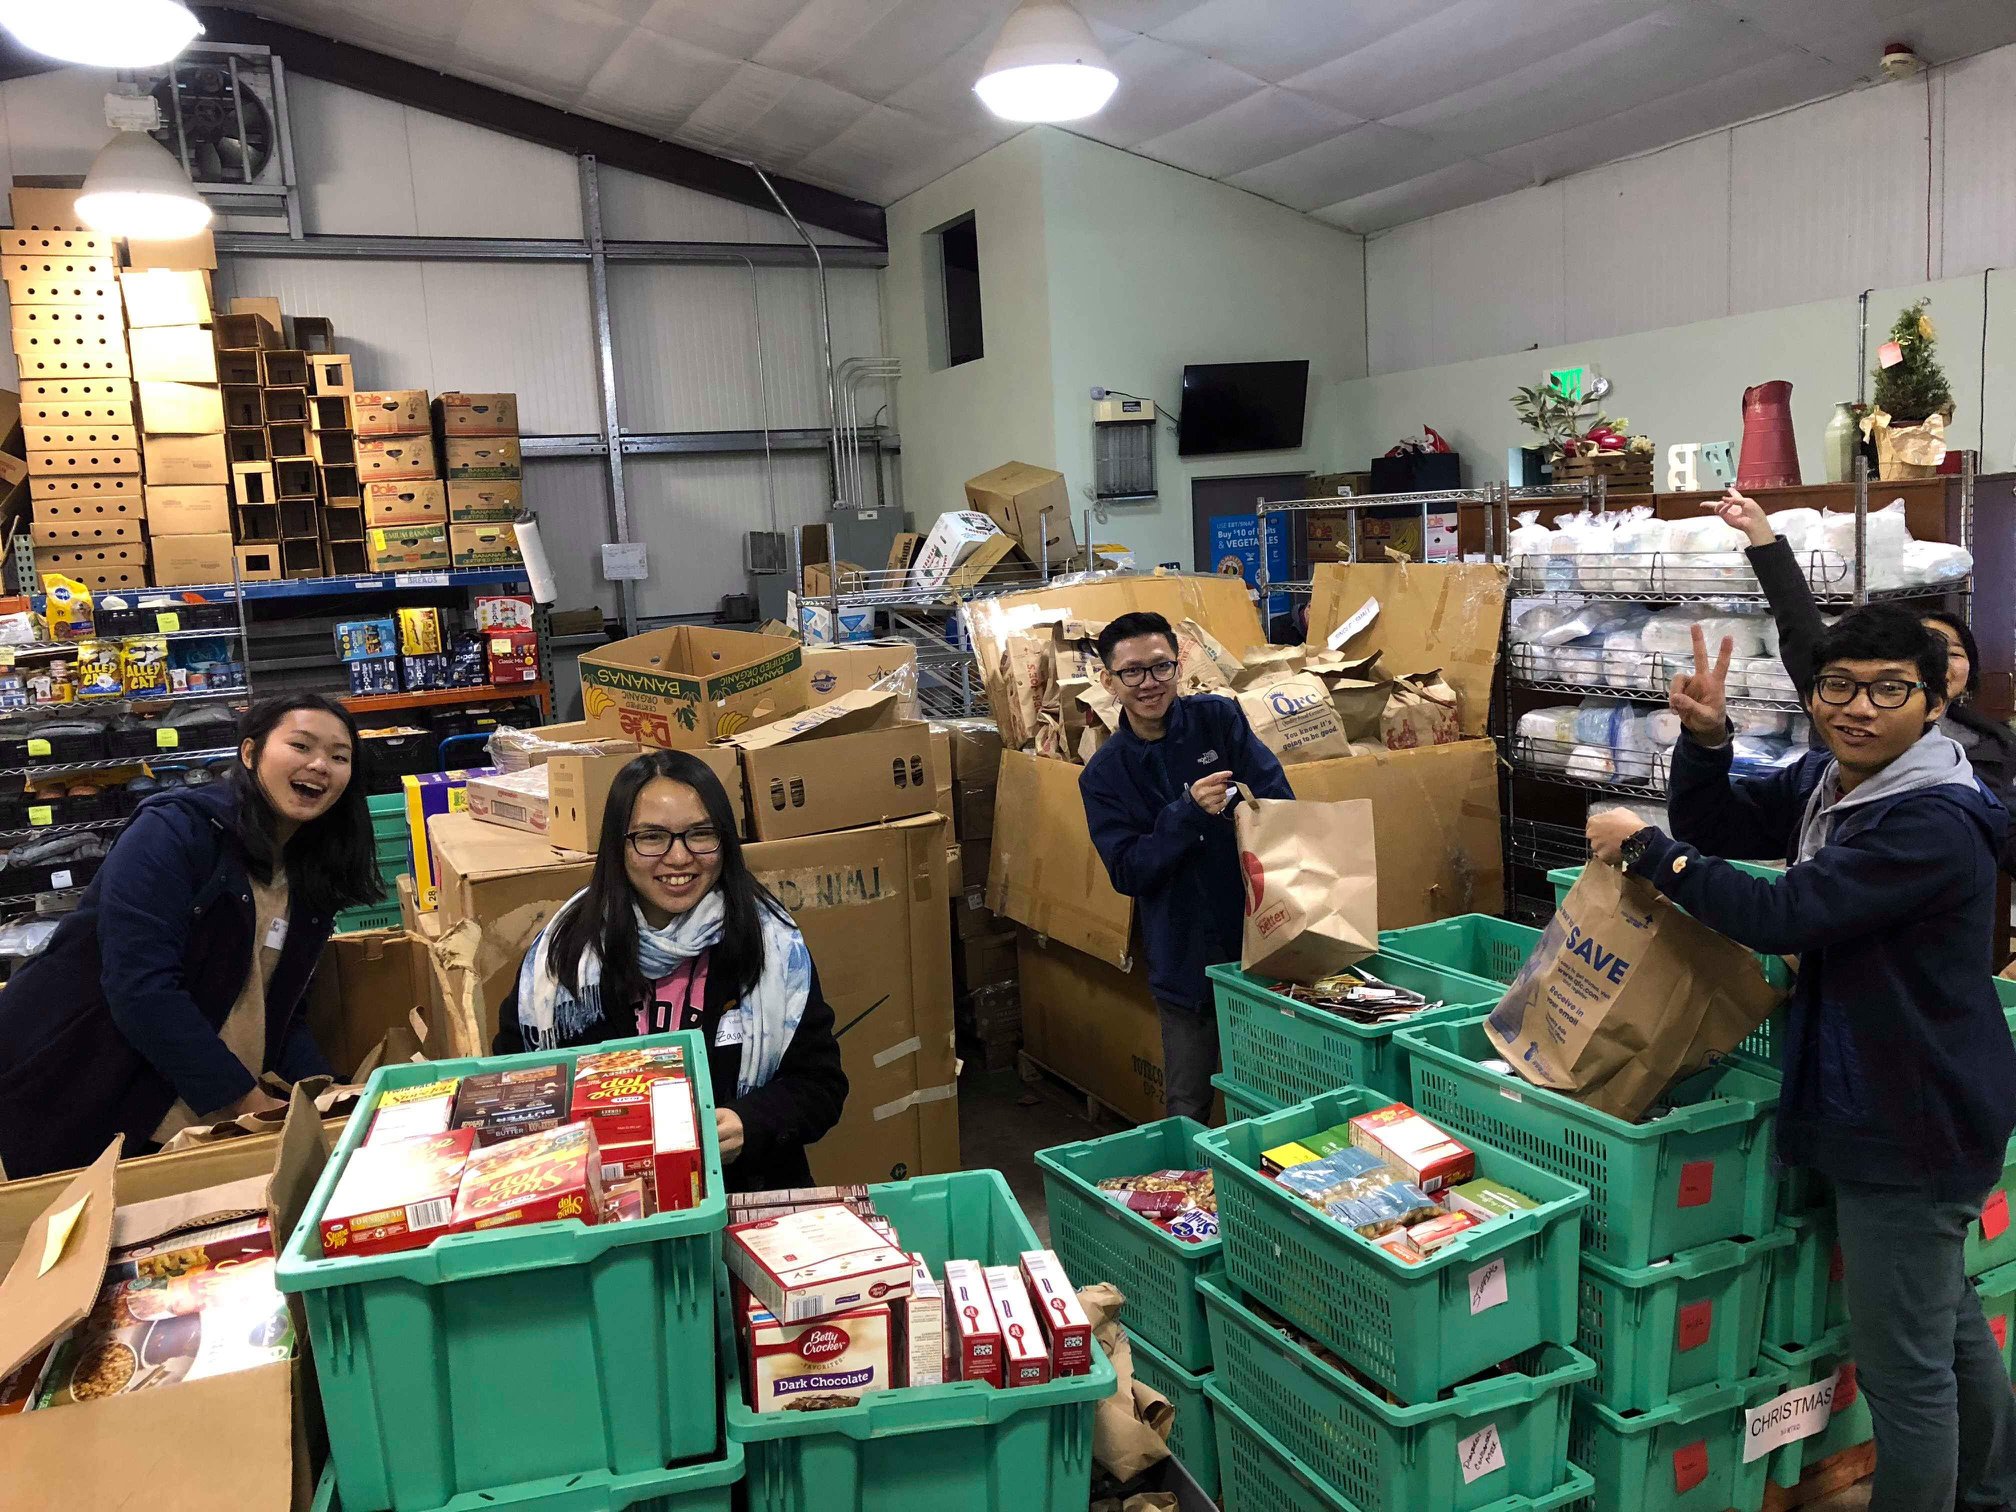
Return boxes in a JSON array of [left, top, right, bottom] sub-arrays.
[[580, 625, 806, 751], [0, 1097, 326, 1512], [1304, 560, 1507, 740]]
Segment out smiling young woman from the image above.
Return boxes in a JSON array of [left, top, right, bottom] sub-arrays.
[[0, 693, 385, 1179]]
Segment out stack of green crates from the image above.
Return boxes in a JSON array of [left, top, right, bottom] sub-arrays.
[[1194, 1087, 1597, 1512], [334, 791, 411, 933], [1399, 1015, 1788, 1512], [1034, 1118, 1221, 1496]]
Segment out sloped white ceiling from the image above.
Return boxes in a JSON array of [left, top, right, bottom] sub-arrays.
[[224, 0, 2016, 229]]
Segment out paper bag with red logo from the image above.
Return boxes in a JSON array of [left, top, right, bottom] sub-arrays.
[[1485, 861, 1783, 1120], [1235, 794, 1378, 983]]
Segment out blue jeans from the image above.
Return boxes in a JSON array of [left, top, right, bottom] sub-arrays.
[[1834, 1178, 2016, 1512]]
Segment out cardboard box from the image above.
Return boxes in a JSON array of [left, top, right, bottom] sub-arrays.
[[804, 640, 918, 712], [124, 229, 217, 270], [452, 1123, 602, 1233], [743, 1292, 893, 1412], [351, 389, 430, 436], [443, 436, 523, 479], [119, 269, 211, 328], [984, 1266, 1051, 1387], [24, 447, 138, 478], [356, 435, 438, 481], [902, 1257, 945, 1388], [580, 625, 806, 752], [1304, 561, 1508, 740], [727, 1204, 911, 1322], [322, 1128, 473, 1255], [135, 380, 224, 435], [958, 930, 1018, 992], [942, 1259, 1003, 1386], [464, 766, 554, 836], [23, 422, 134, 453], [30, 516, 140, 547], [127, 325, 217, 384], [446, 479, 523, 523], [449, 522, 523, 568], [650, 1076, 703, 1212], [34, 544, 145, 591], [33, 494, 142, 527], [1019, 1250, 1093, 1376], [151, 532, 237, 587], [368, 524, 451, 572], [727, 691, 938, 842], [30, 472, 139, 504], [451, 1063, 568, 1149], [965, 462, 1077, 568], [236, 545, 282, 582], [302, 929, 431, 1083], [1017, 931, 1166, 1124], [434, 392, 518, 435], [8, 187, 85, 230], [986, 752, 1133, 968], [886, 533, 921, 575], [406, 770, 497, 912], [143, 485, 231, 536], [0, 1104, 324, 1510], [1348, 1103, 1475, 1194], [363, 479, 447, 525], [142, 432, 229, 486], [547, 744, 745, 851]]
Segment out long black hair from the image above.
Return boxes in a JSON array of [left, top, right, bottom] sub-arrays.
[[548, 749, 784, 1014], [1920, 609, 1982, 699], [231, 692, 382, 916]]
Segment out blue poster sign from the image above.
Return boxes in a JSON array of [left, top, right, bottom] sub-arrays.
[[1206, 513, 1290, 620]]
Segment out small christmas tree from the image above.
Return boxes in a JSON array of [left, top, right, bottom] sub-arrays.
[[1871, 297, 1953, 425]]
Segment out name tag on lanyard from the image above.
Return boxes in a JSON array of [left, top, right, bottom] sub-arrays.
[[263, 917, 289, 951]]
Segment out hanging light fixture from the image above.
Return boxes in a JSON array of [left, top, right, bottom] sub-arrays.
[[78, 130, 213, 240], [0, 0, 201, 68], [974, 0, 1118, 123]]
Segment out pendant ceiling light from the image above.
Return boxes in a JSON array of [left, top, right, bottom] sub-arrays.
[[0, 0, 201, 68], [974, 0, 1118, 123], [77, 130, 213, 240]]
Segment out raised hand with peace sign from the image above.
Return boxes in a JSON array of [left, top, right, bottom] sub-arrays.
[[1669, 622, 1734, 743]]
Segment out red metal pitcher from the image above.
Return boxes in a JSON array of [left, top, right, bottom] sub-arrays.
[[1737, 380, 1801, 489]]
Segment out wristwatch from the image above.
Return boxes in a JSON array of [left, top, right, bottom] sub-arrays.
[[1618, 826, 1656, 872]]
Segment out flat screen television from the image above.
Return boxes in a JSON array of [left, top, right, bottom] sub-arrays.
[[1177, 360, 1310, 457]]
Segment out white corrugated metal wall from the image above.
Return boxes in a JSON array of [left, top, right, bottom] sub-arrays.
[[0, 69, 891, 622]]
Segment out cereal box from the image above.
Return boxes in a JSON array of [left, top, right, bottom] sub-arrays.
[[320, 1130, 472, 1257], [104, 1215, 273, 1284], [651, 1075, 703, 1213], [727, 1204, 912, 1325], [984, 1266, 1050, 1388], [1348, 1103, 1475, 1194], [741, 1284, 893, 1414], [1018, 1250, 1092, 1376], [450, 1062, 567, 1147], [942, 1259, 1003, 1387], [899, 1256, 944, 1389], [367, 1078, 460, 1145], [452, 1122, 605, 1233], [570, 1045, 687, 1147]]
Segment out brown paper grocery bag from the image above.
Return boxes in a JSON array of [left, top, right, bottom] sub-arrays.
[[1383, 670, 1462, 750], [1236, 794, 1378, 982], [1080, 1283, 1173, 1481], [1236, 670, 1358, 765], [1485, 861, 1783, 1120]]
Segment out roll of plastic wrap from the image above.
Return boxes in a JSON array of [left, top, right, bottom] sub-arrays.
[[514, 518, 559, 604]]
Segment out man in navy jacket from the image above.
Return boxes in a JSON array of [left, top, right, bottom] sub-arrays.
[[1588, 608, 2016, 1512], [1079, 611, 1292, 1118]]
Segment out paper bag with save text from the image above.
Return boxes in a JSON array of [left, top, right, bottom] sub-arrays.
[[1236, 794, 1378, 982], [1485, 861, 1783, 1121]]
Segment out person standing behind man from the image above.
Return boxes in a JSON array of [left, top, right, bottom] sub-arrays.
[[1079, 612, 1292, 1119]]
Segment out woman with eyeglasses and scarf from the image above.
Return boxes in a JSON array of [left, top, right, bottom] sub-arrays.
[[496, 749, 846, 1191]]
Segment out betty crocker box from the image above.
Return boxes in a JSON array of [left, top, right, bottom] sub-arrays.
[[320, 1130, 473, 1257], [452, 1122, 605, 1233], [984, 1266, 1051, 1388], [570, 1045, 687, 1147], [1018, 1250, 1092, 1376], [941, 1259, 1002, 1387], [740, 1284, 893, 1413], [727, 1204, 912, 1325]]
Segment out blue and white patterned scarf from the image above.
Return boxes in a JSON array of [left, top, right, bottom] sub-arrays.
[[515, 887, 811, 1096]]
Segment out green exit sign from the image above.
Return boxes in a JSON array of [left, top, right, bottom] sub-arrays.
[[1549, 366, 1586, 400]]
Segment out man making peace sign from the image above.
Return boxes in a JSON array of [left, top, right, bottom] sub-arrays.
[[1587, 610, 2016, 1512]]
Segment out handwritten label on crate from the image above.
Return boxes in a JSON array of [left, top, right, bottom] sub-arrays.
[[1468, 1257, 1508, 1315], [1675, 1299, 1714, 1353], [1743, 1372, 1840, 1462], [1457, 1424, 1506, 1485], [1672, 1441, 1709, 1494]]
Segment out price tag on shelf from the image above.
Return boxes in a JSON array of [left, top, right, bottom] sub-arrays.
[[27, 804, 53, 827], [0, 649, 14, 668], [397, 572, 450, 587], [26, 737, 51, 757], [156, 728, 181, 749], [155, 611, 182, 633]]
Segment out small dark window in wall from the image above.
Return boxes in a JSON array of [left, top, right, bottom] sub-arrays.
[[938, 215, 983, 367]]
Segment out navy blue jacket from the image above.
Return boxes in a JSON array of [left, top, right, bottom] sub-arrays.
[[1080, 695, 1292, 1009], [0, 783, 335, 1178], [1631, 731, 2016, 1195]]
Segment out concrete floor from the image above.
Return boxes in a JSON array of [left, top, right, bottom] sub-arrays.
[[952, 1068, 1876, 1511]]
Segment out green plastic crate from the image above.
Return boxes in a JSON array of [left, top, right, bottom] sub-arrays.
[[1208, 1378, 1596, 1512], [1762, 1208, 1847, 1350], [1758, 1328, 1871, 1489], [1209, 955, 1503, 1107], [1578, 1230, 1790, 1412], [1401, 1016, 1781, 1268], [1212, 1074, 1278, 1124], [1564, 1369, 1787, 1512], [1965, 1134, 2016, 1274], [1200, 1272, 1593, 1512], [1034, 1117, 1220, 1371], [277, 1031, 728, 1512], [1975, 1258, 2016, 1378], [728, 1169, 1115, 1512], [1194, 1088, 1587, 1405], [333, 899, 404, 935], [1381, 915, 1543, 986], [313, 1451, 743, 1512], [1126, 1324, 1220, 1500]]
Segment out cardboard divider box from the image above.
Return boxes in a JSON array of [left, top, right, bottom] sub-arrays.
[[579, 625, 806, 751], [145, 485, 231, 536], [351, 389, 430, 436], [152, 532, 236, 587], [142, 433, 229, 486], [356, 435, 438, 481], [443, 436, 522, 479], [236, 544, 283, 582], [127, 325, 217, 384], [363, 479, 447, 525], [0, 1099, 326, 1511], [434, 392, 518, 435], [447, 479, 523, 523], [726, 691, 939, 842]]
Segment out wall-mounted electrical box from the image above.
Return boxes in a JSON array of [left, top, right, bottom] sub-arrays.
[[1093, 397, 1157, 502]]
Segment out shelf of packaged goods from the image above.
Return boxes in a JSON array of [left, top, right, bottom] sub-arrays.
[[1507, 556, 1967, 605], [30, 567, 533, 610], [0, 747, 239, 780], [1511, 675, 1807, 715], [0, 815, 130, 842], [340, 681, 546, 716], [1, 628, 248, 658], [1511, 737, 1672, 799]]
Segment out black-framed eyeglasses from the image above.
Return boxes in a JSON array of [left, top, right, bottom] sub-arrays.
[[1813, 674, 1926, 709], [625, 825, 722, 858], [1112, 659, 1179, 688]]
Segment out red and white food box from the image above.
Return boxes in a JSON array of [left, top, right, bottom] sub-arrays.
[[365, 1078, 459, 1145], [320, 1129, 473, 1257], [984, 1266, 1051, 1388], [451, 1121, 605, 1233], [569, 1044, 687, 1147], [740, 1284, 893, 1412], [942, 1258, 1003, 1387], [1018, 1250, 1093, 1376], [1348, 1102, 1475, 1194], [900, 1254, 945, 1388], [727, 1203, 913, 1323], [651, 1075, 703, 1213]]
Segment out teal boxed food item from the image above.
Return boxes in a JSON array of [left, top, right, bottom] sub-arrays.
[[336, 618, 398, 661]]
